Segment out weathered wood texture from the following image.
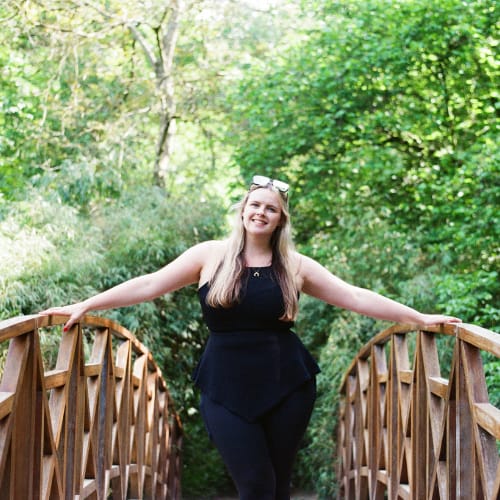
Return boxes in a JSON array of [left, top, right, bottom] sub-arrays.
[[0, 314, 183, 499], [337, 323, 500, 499]]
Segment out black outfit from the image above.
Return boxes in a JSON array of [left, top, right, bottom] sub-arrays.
[[193, 267, 320, 500]]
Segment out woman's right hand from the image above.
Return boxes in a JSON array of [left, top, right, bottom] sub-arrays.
[[39, 302, 89, 332]]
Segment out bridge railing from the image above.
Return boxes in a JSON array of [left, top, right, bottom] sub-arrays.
[[337, 322, 500, 499], [0, 314, 183, 499]]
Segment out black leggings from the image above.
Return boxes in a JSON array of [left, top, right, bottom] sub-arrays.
[[200, 379, 316, 500]]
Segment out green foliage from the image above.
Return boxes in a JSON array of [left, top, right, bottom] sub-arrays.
[[430, 270, 499, 326], [484, 356, 500, 409], [0, 1, 161, 200], [230, 1, 498, 227]]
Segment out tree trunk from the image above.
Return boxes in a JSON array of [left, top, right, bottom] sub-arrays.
[[153, 0, 183, 188]]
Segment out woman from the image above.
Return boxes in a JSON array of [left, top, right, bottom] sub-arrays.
[[41, 175, 461, 500]]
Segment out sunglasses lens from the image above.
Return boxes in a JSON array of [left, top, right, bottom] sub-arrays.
[[273, 180, 289, 193], [252, 175, 270, 186]]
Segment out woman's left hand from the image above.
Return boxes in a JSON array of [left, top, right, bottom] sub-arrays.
[[417, 314, 462, 327]]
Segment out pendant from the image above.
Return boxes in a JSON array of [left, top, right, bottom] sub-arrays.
[[253, 271, 260, 278]]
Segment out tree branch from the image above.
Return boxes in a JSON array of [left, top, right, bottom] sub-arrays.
[[127, 23, 158, 71]]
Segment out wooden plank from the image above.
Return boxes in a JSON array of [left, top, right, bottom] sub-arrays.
[[428, 376, 448, 399], [368, 344, 385, 495], [492, 461, 500, 500], [399, 370, 413, 384], [447, 357, 458, 499], [114, 366, 125, 379], [457, 324, 500, 357], [0, 335, 30, 393], [109, 464, 120, 478], [340, 325, 416, 390], [335, 321, 500, 500], [398, 483, 411, 499], [376, 469, 388, 484], [474, 403, 500, 440], [457, 341, 475, 499], [44, 369, 67, 389], [132, 374, 142, 388], [0, 393, 14, 420], [80, 478, 96, 496], [414, 338, 427, 497], [0, 315, 38, 342], [387, 337, 399, 497], [84, 363, 101, 378], [10, 334, 36, 499]]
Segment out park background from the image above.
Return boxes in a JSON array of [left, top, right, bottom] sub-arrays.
[[0, 0, 498, 497]]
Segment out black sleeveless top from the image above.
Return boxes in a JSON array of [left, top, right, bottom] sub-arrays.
[[192, 267, 320, 421]]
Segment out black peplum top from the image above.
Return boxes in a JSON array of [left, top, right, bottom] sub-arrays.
[[192, 266, 320, 422]]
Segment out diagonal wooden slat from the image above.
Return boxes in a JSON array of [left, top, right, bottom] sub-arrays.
[[367, 343, 387, 496], [0, 333, 36, 498]]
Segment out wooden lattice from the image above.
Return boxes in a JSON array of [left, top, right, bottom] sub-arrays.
[[0, 314, 183, 499], [337, 323, 500, 499]]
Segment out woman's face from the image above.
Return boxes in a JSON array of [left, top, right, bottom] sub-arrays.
[[242, 188, 284, 237]]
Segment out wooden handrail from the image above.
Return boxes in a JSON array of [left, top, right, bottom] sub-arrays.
[[336, 322, 500, 499], [0, 314, 183, 499]]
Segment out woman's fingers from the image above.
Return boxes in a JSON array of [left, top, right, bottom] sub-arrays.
[[39, 307, 70, 317], [420, 314, 462, 326], [39, 304, 86, 331]]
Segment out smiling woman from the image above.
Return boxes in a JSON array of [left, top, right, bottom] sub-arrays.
[[40, 175, 461, 499]]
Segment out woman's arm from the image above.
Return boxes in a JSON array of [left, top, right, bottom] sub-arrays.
[[298, 254, 461, 326], [40, 240, 216, 330]]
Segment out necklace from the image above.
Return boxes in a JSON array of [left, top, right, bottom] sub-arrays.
[[249, 265, 271, 278], [244, 254, 272, 278]]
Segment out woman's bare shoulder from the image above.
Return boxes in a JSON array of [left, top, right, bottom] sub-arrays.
[[197, 239, 228, 284], [292, 251, 308, 269], [189, 239, 226, 258], [291, 251, 307, 288], [201, 239, 227, 253]]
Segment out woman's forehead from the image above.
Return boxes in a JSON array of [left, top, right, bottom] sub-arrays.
[[247, 188, 282, 205]]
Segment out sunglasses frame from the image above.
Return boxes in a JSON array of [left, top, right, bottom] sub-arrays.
[[251, 175, 289, 195]]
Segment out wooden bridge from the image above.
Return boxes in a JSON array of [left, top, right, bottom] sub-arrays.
[[337, 323, 500, 499], [0, 315, 498, 499], [0, 314, 182, 499]]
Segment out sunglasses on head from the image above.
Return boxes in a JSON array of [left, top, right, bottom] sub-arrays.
[[251, 175, 289, 196]]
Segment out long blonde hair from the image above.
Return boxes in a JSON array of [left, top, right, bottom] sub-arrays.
[[206, 186, 299, 321]]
